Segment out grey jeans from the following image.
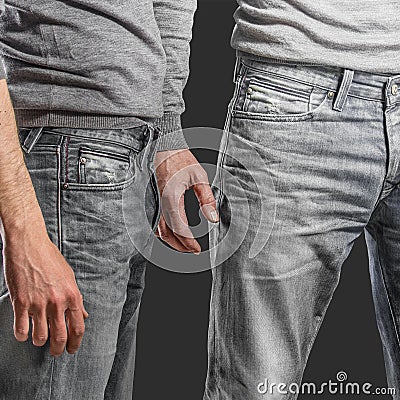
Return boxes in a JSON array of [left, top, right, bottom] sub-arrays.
[[0, 125, 161, 399], [204, 55, 400, 399]]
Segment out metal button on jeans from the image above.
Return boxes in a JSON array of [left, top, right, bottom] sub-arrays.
[[392, 84, 398, 95]]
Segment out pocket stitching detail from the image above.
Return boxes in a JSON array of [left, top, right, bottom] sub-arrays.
[[233, 91, 328, 121]]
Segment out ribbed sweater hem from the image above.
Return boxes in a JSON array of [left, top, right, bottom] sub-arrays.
[[14, 109, 151, 130]]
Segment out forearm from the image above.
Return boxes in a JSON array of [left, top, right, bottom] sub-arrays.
[[0, 79, 46, 238], [0, 80, 88, 355]]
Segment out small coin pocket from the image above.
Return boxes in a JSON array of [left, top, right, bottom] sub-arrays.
[[78, 147, 133, 186]]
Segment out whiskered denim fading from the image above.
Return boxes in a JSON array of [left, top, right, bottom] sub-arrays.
[[0, 125, 161, 399], [204, 54, 400, 400]]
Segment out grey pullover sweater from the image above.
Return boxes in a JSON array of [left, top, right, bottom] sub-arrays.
[[0, 0, 196, 150], [233, 0, 400, 74], [3, 0, 399, 152]]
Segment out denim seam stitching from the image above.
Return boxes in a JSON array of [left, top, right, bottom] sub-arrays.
[[25, 145, 59, 152], [384, 110, 397, 183], [367, 163, 389, 218], [368, 181, 389, 218], [302, 242, 360, 384], [217, 63, 247, 209], [64, 137, 71, 184], [231, 96, 327, 122], [56, 144, 62, 252], [241, 62, 385, 103], [248, 76, 311, 99], [209, 272, 218, 400], [308, 86, 314, 112], [375, 237, 400, 351], [63, 174, 136, 192], [43, 130, 142, 152], [210, 60, 247, 396], [48, 358, 55, 400], [365, 105, 391, 215]]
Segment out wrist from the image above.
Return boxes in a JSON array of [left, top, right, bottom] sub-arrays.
[[0, 204, 47, 242]]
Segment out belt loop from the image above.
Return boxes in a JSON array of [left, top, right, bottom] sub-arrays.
[[333, 69, 354, 112], [148, 126, 160, 165], [22, 127, 44, 153], [138, 125, 154, 171], [233, 52, 242, 83]]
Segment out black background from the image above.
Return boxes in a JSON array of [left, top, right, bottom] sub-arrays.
[[133, 1, 391, 399]]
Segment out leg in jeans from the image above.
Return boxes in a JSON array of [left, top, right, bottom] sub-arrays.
[[0, 125, 160, 399], [365, 97, 400, 394], [104, 252, 146, 399], [204, 57, 399, 399]]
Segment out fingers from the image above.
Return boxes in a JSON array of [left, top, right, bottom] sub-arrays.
[[166, 195, 201, 253], [65, 308, 85, 354], [155, 163, 219, 253], [48, 291, 88, 356], [13, 302, 29, 342], [157, 214, 200, 253], [32, 309, 49, 346], [158, 185, 201, 253], [48, 310, 68, 357], [12, 289, 88, 356], [77, 293, 89, 320], [82, 304, 89, 320], [157, 178, 201, 253]]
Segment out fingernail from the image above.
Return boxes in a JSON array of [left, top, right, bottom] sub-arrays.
[[211, 210, 219, 222], [203, 204, 219, 223]]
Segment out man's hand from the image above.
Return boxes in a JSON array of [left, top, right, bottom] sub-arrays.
[[3, 221, 89, 357], [0, 79, 88, 356], [154, 149, 219, 254]]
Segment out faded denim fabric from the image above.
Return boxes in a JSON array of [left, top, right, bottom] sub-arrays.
[[205, 55, 400, 399], [0, 125, 161, 399]]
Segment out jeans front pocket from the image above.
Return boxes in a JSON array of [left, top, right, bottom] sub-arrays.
[[65, 138, 138, 192], [77, 146, 132, 186], [233, 64, 329, 122]]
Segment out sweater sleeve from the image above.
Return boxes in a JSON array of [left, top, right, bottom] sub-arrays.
[[152, 0, 197, 151]]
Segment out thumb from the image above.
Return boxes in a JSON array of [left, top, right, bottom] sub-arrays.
[[193, 183, 219, 223]]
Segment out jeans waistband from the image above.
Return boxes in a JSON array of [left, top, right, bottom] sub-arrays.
[[18, 125, 158, 154], [236, 52, 400, 106]]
